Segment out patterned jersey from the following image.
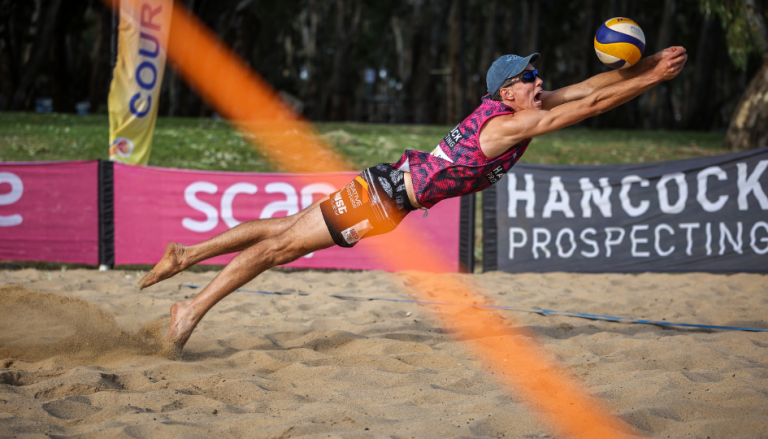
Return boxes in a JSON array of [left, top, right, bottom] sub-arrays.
[[393, 94, 531, 208]]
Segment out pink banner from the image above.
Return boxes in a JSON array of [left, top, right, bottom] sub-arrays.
[[114, 163, 460, 272], [0, 161, 99, 264]]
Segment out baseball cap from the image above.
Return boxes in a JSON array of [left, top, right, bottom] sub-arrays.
[[486, 53, 540, 96]]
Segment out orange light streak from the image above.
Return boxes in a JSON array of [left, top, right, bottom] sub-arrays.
[[107, 1, 642, 437]]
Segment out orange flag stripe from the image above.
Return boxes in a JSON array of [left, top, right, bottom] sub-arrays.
[[104, 1, 642, 437]]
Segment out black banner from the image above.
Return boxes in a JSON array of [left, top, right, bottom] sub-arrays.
[[483, 147, 768, 273]]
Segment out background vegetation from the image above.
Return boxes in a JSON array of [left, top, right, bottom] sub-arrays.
[[1, 0, 766, 148], [0, 112, 728, 171]]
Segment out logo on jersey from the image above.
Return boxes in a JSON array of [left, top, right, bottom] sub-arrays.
[[332, 191, 347, 215], [443, 125, 464, 149], [346, 181, 362, 208], [341, 219, 373, 245], [484, 165, 506, 185]]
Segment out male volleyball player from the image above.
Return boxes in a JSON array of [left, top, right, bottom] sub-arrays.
[[139, 46, 688, 351]]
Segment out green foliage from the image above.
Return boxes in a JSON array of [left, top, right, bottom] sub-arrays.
[[700, 0, 764, 69]]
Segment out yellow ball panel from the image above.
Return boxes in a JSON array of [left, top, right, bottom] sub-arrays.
[[604, 17, 639, 28], [593, 40, 642, 66]]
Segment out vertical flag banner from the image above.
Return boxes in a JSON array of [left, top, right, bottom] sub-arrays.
[[108, 0, 172, 165]]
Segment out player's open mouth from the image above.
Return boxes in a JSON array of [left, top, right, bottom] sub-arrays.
[[534, 91, 542, 105]]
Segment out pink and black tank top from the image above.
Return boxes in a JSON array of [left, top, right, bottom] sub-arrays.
[[393, 95, 531, 209]]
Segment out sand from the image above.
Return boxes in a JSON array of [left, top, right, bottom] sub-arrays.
[[0, 267, 766, 438]]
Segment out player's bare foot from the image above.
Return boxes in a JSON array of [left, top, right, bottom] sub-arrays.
[[167, 301, 200, 351], [138, 242, 190, 290]]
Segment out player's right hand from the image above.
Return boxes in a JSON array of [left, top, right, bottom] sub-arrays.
[[654, 46, 688, 81]]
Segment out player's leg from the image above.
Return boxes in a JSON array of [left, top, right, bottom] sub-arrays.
[[166, 204, 335, 350], [138, 198, 328, 290]]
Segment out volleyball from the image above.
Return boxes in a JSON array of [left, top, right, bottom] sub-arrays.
[[594, 17, 646, 69]]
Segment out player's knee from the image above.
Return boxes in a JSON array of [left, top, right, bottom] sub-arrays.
[[262, 235, 307, 266]]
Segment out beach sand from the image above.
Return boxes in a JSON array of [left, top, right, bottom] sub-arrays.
[[0, 268, 766, 438]]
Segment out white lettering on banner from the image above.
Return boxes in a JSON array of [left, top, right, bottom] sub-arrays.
[[679, 222, 699, 256], [751, 221, 768, 254], [580, 228, 599, 258], [719, 222, 743, 255], [655, 224, 675, 256], [507, 161, 764, 220], [532, 228, 551, 259], [604, 227, 625, 257], [0, 172, 23, 227], [579, 177, 612, 218], [183, 182, 219, 232], [504, 221, 766, 260], [697, 166, 729, 212], [619, 175, 650, 217], [183, 181, 336, 234], [556, 228, 576, 258], [657, 172, 687, 214], [737, 160, 768, 210], [301, 183, 336, 209], [260, 183, 299, 218], [677, 223, 701, 256], [221, 183, 258, 228], [508, 173, 535, 218], [509, 227, 527, 259], [630, 225, 650, 257], [543, 177, 574, 218]]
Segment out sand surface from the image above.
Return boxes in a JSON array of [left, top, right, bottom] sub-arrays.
[[0, 268, 766, 438]]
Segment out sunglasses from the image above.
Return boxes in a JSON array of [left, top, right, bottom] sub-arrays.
[[503, 69, 541, 87]]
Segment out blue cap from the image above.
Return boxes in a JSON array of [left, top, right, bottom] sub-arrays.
[[486, 53, 540, 96]]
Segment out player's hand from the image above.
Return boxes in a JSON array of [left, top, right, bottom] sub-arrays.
[[653, 46, 687, 81]]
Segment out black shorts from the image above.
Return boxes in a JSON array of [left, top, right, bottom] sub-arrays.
[[320, 164, 415, 248]]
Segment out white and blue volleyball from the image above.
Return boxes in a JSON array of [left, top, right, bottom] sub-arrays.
[[594, 17, 646, 69]]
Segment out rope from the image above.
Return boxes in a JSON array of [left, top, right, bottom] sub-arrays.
[[180, 284, 768, 333]]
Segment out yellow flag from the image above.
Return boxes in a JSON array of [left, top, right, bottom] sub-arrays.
[[108, 0, 172, 165]]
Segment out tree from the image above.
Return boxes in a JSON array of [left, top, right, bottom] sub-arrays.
[[9, 0, 64, 111], [702, 0, 768, 149]]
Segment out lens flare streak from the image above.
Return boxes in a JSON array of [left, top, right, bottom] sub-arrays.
[[104, 1, 641, 437]]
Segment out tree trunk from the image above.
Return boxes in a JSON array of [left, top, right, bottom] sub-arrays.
[[521, 0, 539, 57], [88, 2, 114, 113], [637, 0, 675, 129], [1, 1, 35, 110], [654, 0, 676, 129], [298, 1, 322, 119], [51, 0, 85, 113], [391, 5, 419, 97], [0, 20, 15, 110], [725, 60, 768, 149], [476, 0, 497, 98], [683, 15, 717, 130], [411, 0, 449, 124], [724, 0, 768, 149], [10, 0, 64, 110], [446, 0, 465, 123], [323, 0, 361, 121]]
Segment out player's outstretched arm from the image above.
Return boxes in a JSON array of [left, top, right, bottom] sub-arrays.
[[540, 46, 684, 110], [501, 47, 687, 145]]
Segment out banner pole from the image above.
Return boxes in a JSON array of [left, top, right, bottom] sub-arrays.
[[482, 184, 498, 272], [98, 159, 115, 270], [458, 194, 476, 273]]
